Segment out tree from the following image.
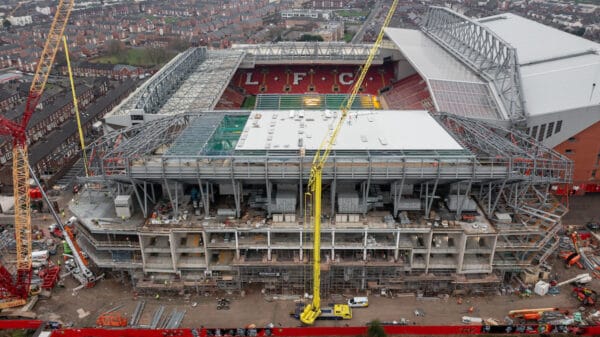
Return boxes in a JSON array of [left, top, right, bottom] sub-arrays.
[[298, 34, 324, 42], [3, 19, 12, 30], [367, 320, 386, 337], [105, 39, 125, 56], [167, 38, 191, 52]]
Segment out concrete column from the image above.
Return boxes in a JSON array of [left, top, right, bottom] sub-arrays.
[[169, 232, 177, 273], [457, 233, 467, 274], [363, 228, 368, 261], [138, 233, 147, 273], [299, 181, 303, 219], [394, 230, 400, 261], [202, 232, 210, 268], [299, 231, 303, 261], [330, 179, 336, 219], [266, 181, 272, 217], [331, 231, 335, 262], [235, 231, 240, 260], [267, 229, 272, 261], [489, 234, 498, 270], [424, 230, 433, 274]]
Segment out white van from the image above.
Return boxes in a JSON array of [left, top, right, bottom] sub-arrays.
[[31, 250, 49, 262], [347, 296, 369, 308]]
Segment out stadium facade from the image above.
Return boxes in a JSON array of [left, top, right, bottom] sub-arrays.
[[72, 8, 588, 295]]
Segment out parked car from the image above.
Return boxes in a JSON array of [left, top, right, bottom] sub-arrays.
[[586, 222, 600, 231]]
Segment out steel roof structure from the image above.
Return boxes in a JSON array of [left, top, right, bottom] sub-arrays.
[[232, 42, 386, 66], [478, 13, 600, 117], [103, 48, 244, 129], [385, 8, 600, 124]]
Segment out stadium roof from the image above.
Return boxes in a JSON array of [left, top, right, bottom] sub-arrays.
[[478, 13, 600, 117], [384, 28, 482, 83], [478, 13, 598, 64], [385, 13, 600, 120], [235, 110, 464, 152], [385, 28, 503, 121]]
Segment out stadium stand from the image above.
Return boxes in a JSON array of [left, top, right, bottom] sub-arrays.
[[215, 86, 246, 110], [381, 73, 433, 110], [234, 64, 394, 96]]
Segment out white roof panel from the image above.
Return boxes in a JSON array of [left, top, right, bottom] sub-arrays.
[[478, 13, 599, 64], [520, 54, 600, 116], [235, 110, 464, 151], [384, 28, 483, 83], [478, 13, 600, 116]]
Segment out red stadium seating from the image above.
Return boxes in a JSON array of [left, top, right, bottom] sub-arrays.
[[215, 86, 246, 109], [232, 64, 394, 96], [382, 73, 433, 111]]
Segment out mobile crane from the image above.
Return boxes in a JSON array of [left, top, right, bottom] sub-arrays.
[[298, 0, 399, 325], [0, 0, 74, 309], [28, 166, 100, 289]]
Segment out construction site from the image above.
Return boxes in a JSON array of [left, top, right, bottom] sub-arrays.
[[71, 51, 573, 299], [3, 1, 600, 335]]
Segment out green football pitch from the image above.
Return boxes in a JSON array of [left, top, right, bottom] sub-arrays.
[[254, 94, 379, 110]]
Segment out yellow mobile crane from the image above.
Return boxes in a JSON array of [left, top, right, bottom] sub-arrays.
[[299, 0, 399, 325]]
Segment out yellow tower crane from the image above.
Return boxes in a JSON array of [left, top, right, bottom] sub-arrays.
[[299, 0, 399, 325]]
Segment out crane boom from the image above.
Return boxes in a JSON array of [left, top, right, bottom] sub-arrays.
[[63, 36, 90, 177], [300, 0, 399, 325], [0, 0, 74, 309]]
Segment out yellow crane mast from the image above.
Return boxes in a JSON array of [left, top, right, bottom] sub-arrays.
[[300, 0, 399, 325]]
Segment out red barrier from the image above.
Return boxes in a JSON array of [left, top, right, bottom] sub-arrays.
[[0, 320, 43, 329], [44, 324, 600, 337], [0, 320, 596, 337]]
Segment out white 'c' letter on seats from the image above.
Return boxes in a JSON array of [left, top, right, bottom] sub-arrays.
[[339, 73, 355, 85]]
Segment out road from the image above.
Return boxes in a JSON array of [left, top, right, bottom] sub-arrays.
[[351, 1, 383, 44]]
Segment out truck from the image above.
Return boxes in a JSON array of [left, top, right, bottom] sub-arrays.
[[291, 304, 352, 321]]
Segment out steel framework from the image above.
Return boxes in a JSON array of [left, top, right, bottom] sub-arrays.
[[108, 49, 244, 129], [233, 42, 384, 67], [421, 7, 526, 125]]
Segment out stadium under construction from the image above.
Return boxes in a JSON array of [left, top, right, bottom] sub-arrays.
[[70, 7, 578, 298]]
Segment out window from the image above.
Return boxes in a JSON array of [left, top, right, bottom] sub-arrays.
[[592, 170, 597, 179], [547, 122, 554, 138], [531, 126, 538, 139], [565, 149, 574, 154], [568, 137, 577, 142], [526, 127, 530, 135], [131, 115, 144, 121], [538, 124, 546, 141], [555, 120, 562, 133]]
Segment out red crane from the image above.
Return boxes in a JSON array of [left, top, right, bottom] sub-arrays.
[[0, 0, 74, 309]]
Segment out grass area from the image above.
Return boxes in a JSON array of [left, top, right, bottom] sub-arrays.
[[336, 9, 369, 18], [344, 32, 355, 42], [91, 48, 176, 67], [164, 17, 179, 24], [241, 95, 256, 109]]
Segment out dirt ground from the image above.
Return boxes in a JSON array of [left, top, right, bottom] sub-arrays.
[[30, 194, 600, 328]]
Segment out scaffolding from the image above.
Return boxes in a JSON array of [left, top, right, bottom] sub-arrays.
[[73, 111, 572, 296]]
